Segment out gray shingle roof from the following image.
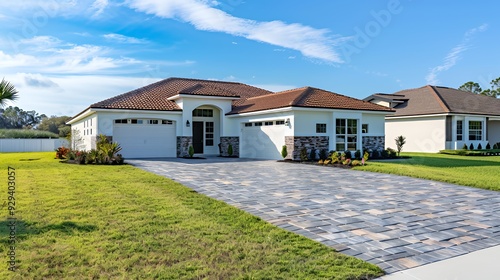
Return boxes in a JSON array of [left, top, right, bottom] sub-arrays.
[[367, 85, 500, 117]]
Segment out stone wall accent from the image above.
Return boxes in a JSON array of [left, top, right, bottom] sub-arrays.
[[177, 136, 193, 157], [286, 136, 329, 161], [362, 136, 385, 152], [220, 137, 240, 157]]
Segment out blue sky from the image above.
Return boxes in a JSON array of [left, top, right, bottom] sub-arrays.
[[0, 0, 498, 116]]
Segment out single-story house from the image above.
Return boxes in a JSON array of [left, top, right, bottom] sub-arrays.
[[364, 85, 500, 152], [68, 77, 394, 160]]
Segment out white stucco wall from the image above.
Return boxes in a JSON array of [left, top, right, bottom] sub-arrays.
[[360, 113, 386, 137], [70, 113, 97, 150], [385, 116, 446, 152]]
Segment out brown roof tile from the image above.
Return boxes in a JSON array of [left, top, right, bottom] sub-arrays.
[[229, 87, 394, 114], [90, 77, 272, 111], [373, 85, 500, 117]]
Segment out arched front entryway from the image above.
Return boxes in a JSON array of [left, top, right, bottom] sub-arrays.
[[191, 105, 221, 154]]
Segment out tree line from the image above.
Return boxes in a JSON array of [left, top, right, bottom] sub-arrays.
[[458, 77, 500, 98], [1, 78, 71, 136]]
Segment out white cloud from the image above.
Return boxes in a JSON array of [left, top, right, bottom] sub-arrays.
[[426, 24, 488, 85], [103, 33, 149, 44], [127, 0, 347, 62], [22, 73, 60, 88], [91, 0, 109, 17]]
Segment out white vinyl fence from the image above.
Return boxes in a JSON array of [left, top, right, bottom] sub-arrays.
[[0, 139, 69, 153]]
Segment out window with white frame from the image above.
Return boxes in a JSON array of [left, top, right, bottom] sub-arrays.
[[456, 120, 463, 141], [316, 123, 326, 133], [205, 122, 214, 146], [468, 121, 482, 140], [336, 119, 357, 151]]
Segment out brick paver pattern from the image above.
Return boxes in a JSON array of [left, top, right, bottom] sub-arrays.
[[129, 157, 500, 274]]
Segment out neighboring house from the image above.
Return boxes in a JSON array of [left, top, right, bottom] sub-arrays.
[[364, 85, 500, 152], [68, 77, 393, 160]]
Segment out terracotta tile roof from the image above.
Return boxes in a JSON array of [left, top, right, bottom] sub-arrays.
[[368, 85, 500, 117], [90, 77, 272, 111], [229, 87, 394, 114]]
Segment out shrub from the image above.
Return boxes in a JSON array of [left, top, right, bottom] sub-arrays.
[[344, 150, 352, 159], [354, 150, 361, 160], [0, 129, 59, 139], [343, 158, 351, 166], [462, 143, 468, 150], [387, 148, 397, 158], [477, 143, 483, 150], [55, 146, 70, 159], [494, 143, 500, 149], [75, 150, 87, 164], [395, 135, 406, 156], [281, 145, 288, 159], [381, 149, 389, 158], [329, 151, 340, 164], [469, 143, 474, 150], [351, 160, 363, 166], [85, 149, 99, 164], [300, 148, 308, 162], [309, 148, 316, 161], [363, 151, 369, 163], [227, 144, 233, 156], [319, 149, 328, 160], [188, 145, 194, 157], [323, 159, 331, 165], [486, 143, 491, 150]]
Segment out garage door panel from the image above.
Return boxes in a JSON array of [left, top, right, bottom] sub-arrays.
[[241, 126, 285, 160], [113, 124, 176, 158]]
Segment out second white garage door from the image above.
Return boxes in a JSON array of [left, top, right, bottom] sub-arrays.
[[113, 120, 176, 158], [241, 122, 285, 160]]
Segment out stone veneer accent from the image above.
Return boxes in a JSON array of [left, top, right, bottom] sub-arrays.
[[177, 136, 193, 157], [219, 137, 240, 157], [362, 136, 385, 152], [285, 136, 329, 161]]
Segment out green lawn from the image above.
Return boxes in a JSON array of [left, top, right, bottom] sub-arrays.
[[0, 152, 382, 279], [355, 152, 500, 191]]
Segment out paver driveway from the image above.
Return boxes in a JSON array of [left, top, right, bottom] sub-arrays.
[[128, 157, 500, 274]]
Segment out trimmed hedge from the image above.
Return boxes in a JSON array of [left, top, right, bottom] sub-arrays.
[[439, 149, 500, 156], [0, 129, 59, 139]]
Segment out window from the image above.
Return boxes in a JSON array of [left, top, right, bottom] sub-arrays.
[[254, 122, 263, 127], [362, 124, 368, 134], [205, 122, 214, 146], [244, 123, 252, 127], [193, 109, 213, 117], [276, 120, 285, 125], [336, 119, 358, 151], [316, 123, 326, 133], [162, 120, 173, 125], [469, 121, 482, 140], [90, 119, 92, 126], [148, 120, 159, 125], [90, 129, 92, 135], [264, 121, 273, 126], [456, 120, 463, 141], [115, 119, 127, 124]]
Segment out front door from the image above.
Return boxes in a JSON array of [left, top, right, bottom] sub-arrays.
[[193, 121, 204, 153]]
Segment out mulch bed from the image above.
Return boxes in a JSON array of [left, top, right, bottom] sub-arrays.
[[278, 160, 353, 169]]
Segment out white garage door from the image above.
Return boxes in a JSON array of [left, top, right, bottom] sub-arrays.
[[113, 120, 176, 158], [241, 122, 285, 160]]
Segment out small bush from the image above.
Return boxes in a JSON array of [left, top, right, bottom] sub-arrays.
[[354, 150, 361, 160], [309, 148, 316, 161], [477, 143, 483, 150], [344, 150, 352, 159], [188, 145, 194, 157], [494, 143, 500, 149], [363, 151, 369, 162], [329, 151, 340, 164], [281, 145, 288, 159], [343, 158, 351, 166], [351, 160, 363, 166], [381, 149, 389, 158], [55, 146, 70, 159], [462, 143, 468, 150], [387, 148, 397, 158], [469, 143, 474, 150], [227, 144, 233, 156], [319, 149, 328, 160], [300, 148, 308, 162], [486, 143, 491, 150]]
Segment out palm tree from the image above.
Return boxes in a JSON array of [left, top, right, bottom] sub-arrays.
[[0, 78, 19, 107]]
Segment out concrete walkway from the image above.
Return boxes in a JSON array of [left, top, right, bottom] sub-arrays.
[[128, 157, 500, 276]]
